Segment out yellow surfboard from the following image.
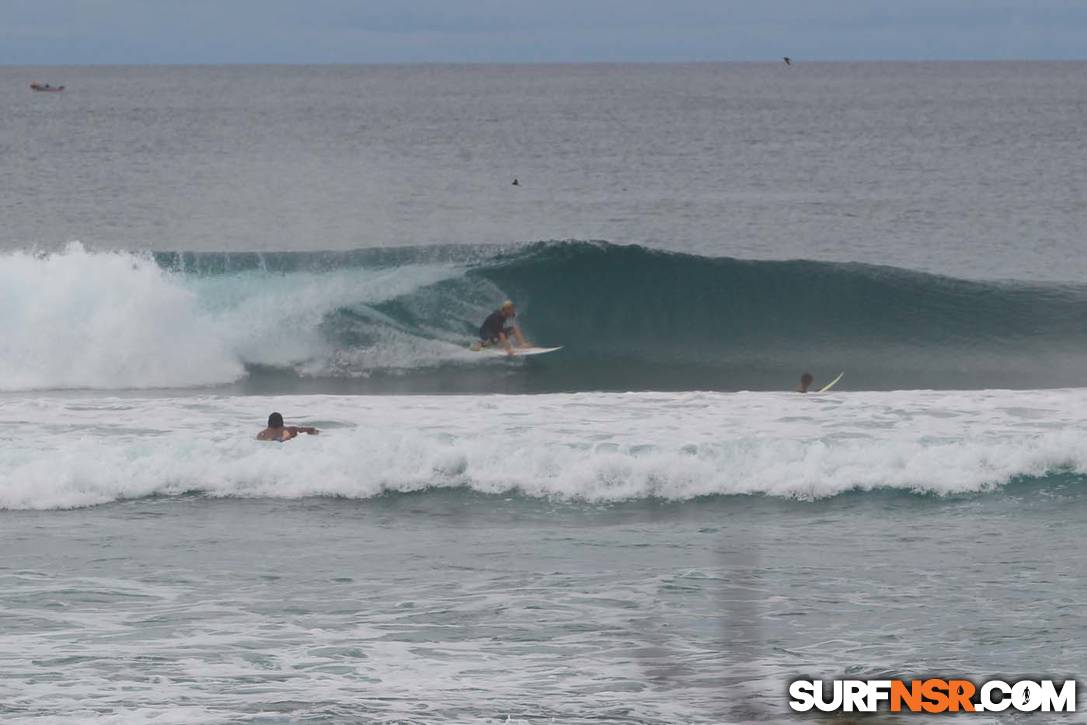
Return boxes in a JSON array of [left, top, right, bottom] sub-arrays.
[[818, 372, 845, 392]]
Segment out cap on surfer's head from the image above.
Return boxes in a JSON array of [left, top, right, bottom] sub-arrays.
[[501, 300, 515, 315], [268, 412, 284, 428], [800, 372, 813, 386]]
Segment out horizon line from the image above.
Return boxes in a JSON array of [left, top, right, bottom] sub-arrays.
[[4, 58, 1086, 68]]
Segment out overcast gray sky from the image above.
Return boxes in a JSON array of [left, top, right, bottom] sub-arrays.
[[3, 0, 1086, 65]]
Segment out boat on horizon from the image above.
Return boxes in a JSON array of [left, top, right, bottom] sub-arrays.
[[30, 82, 64, 92]]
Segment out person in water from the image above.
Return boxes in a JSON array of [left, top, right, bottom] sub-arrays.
[[472, 300, 529, 356], [796, 372, 814, 393], [257, 412, 319, 442]]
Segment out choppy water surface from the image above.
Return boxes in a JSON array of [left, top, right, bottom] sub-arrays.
[[3, 486, 1084, 723]]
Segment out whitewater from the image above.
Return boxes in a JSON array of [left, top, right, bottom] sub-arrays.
[[3, 388, 1085, 511]]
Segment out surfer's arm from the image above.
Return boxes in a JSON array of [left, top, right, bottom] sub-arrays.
[[510, 324, 530, 348], [286, 426, 319, 436], [498, 332, 516, 356]]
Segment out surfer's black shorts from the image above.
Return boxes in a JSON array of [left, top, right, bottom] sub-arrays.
[[480, 326, 513, 343]]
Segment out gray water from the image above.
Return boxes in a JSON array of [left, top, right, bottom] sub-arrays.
[[3, 62, 1086, 281], [4, 488, 1085, 723], [3, 63, 1087, 723]]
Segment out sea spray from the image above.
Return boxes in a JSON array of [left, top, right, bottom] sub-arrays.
[[0, 243, 243, 390]]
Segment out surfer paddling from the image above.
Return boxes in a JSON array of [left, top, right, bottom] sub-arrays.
[[257, 412, 319, 442], [472, 300, 530, 356]]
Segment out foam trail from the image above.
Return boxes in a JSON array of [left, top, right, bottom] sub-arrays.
[[2, 389, 1085, 510]]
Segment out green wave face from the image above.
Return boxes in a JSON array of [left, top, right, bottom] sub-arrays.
[[147, 240, 1087, 393]]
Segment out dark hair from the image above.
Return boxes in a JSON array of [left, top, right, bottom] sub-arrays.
[[268, 412, 284, 428], [800, 372, 814, 385]]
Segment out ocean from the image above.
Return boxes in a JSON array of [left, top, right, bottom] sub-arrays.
[[1, 62, 1085, 723]]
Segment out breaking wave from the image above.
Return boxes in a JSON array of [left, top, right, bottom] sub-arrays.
[[1, 390, 1085, 510], [3, 241, 1086, 392]]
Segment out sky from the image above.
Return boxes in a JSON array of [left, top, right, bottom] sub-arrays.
[[2, 0, 1086, 65]]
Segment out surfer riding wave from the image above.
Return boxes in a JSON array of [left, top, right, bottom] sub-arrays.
[[471, 300, 531, 356]]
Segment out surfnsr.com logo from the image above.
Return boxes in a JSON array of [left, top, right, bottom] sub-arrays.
[[789, 678, 1076, 713]]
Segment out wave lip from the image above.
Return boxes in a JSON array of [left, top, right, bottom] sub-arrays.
[[1, 390, 1084, 510]]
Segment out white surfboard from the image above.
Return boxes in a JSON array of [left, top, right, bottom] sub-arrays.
[[818, 371, 844, 392], [470, 345, 563, 357]]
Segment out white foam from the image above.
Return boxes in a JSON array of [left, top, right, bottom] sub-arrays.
[[1, 388, 1084, 510], [0, 243, 243, 390], [0, 244, 468, 391]]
